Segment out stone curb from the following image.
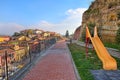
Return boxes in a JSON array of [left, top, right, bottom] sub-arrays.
[[66, 42, 81, 80], [107, 47, 119, 52]]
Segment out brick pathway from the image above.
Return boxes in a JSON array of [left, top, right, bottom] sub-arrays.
[[23, 40, 78, 80]]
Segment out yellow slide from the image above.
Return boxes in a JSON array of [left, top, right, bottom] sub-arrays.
[[86, 27, 117, 70]]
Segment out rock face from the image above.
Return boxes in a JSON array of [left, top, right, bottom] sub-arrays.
[[73, 26, 81, 40], [79, 0, 120, 43]]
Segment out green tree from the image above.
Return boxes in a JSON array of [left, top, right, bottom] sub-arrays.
[[65, 30, 69, 38], [12, 32, 21, 37], [26, 29, 33, 37]]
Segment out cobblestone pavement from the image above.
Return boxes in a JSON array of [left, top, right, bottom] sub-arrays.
[[91, 70, 120, 80], [107, 48, 120, 58], [23, 40, 78, 80]]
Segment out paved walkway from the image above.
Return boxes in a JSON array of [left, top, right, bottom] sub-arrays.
[[91, 70, 120, 80], [74, 40, 120, 58], [23, 40, 79, 80]]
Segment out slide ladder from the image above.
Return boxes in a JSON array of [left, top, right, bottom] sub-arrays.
[[86, 26, 117, 70]]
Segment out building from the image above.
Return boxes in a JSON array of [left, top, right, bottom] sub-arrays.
[[0, 36, 11, 43]]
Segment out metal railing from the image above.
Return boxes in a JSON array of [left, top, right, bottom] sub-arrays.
[[0, 37, 57, 80]]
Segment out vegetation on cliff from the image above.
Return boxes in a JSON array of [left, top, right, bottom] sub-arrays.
[[116, 28, 120, 44], [80, 0, 120, 43]]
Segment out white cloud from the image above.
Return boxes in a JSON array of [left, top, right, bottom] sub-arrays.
[[35, 8, 87, 35], [0, 8, 87, 35], [66, 8, 86, 16], [38, 21, 53, 27], [37, 20, 55, 29], [0, 23, 24, 35]]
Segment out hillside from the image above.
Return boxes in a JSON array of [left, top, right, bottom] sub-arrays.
[[76, 0, 120, 43]]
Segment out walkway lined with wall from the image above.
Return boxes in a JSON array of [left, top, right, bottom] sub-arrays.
[[23, 40, 79, 80]]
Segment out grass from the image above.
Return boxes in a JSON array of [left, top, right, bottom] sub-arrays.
[[104, 42, 120, 51], [68, 43, 102, 80], [68, 43, 120, 80]]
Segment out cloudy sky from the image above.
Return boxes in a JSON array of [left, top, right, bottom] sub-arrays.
[[0, 0, 94, 35]]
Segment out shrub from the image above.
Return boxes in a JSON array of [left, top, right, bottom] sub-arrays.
[[116, 28, 120, 44], [88, 22, 95, 37], [81, 22, 95, 42], [108, 2, 117, 9], [85, 9, 92, 14], [117, 12, 120, 20], [109, 13, 117, 21], [81, 27, 86, 42]]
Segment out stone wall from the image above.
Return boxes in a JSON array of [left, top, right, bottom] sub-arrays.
[[73, 26, 81, 40], [79, 0, 120, 43]]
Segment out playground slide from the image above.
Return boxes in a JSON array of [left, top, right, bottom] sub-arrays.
[[86, 27, 117, 70]]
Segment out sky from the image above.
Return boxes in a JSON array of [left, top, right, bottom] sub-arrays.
[[0, 0, 94, 35]]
